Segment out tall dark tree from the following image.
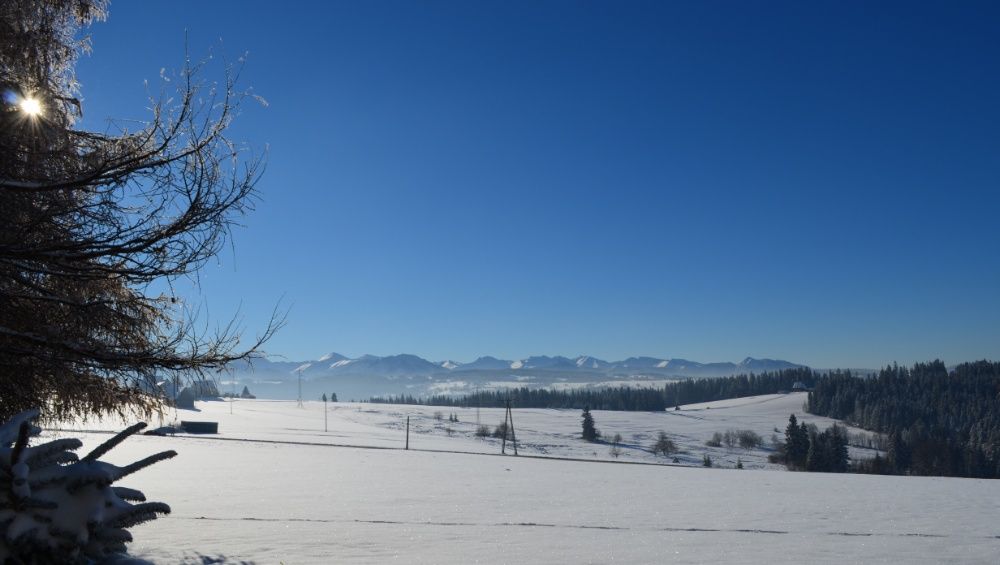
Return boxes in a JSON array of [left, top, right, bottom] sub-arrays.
[[0, 0, 279, 421], [784, 414, 809, 469], [581, 407, 598, 441]]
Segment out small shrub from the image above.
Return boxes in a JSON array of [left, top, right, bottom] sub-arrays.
[[475, 424, 491, 438], [737, 430, 763, 451], [651, 431, 677, 456], [609, 433, 623, 458], [703, 454, 713, 467], [493, 422, 511, 440], [723, 430, 736, 448], [433, 411, 443, 421], [705, 432, 723, 448]]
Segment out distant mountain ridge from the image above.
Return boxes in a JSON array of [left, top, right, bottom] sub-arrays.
[[229, 352, 807, 401], [242, 352, 804, 378]]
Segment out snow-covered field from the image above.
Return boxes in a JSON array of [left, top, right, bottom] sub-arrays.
[[50, 394, 1000, 563]]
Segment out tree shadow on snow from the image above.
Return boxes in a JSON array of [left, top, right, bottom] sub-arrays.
[[184, 554, 255, 565]]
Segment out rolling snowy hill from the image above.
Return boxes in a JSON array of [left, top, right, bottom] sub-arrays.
[[55, 392, 1000, 563]]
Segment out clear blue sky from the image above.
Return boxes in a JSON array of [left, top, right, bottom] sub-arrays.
[[74, 1, 1000, 368]]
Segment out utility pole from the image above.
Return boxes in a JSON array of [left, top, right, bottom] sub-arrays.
[[405, 416, 410, 450], [508, 399, 518, 456], [501, 398, 518, 456], [296, 368, 304, 408], [172, 374, 179, 420], [475, 385, 480, 426]]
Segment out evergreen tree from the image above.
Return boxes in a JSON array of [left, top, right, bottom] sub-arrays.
[[805, 430, 821, 471], [829, 424, 849, 472], [888, 432, 910, 474], [784, 414, 809, 469], [581, 407, 599, 441]]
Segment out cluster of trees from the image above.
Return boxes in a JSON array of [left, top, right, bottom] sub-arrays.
[[662, 368, 817, 408], [775, 414, 849, 473], [705, 429, 764, 451], [373, 361, 1000, 479], [580, 408, 676, 458], [371, 369, 817, 412], [807, 361, 1000, 478]]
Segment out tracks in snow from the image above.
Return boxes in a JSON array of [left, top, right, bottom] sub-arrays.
[[175, 515, 969, 540]]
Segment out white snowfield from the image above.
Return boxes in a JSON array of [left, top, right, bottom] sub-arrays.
[[51, 393, 1000, 564]]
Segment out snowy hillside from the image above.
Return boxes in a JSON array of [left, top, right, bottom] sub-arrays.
[[50, 393, 1000, 563]]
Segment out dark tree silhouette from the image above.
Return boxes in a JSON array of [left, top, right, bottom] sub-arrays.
[[784, 414, 809, 469], [581, 407, 598, 441], [0, 0, 280, 421]]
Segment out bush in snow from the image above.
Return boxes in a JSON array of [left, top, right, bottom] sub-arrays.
[[651, 431, 677, 456], [0, 409, 175, 562], [705, 432, 723, 448], [493, 422, 511, 440]]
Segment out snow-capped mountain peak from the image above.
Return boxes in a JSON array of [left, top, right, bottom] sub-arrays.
[[575, 356, 609, 369], [318, 352, 348, 363]]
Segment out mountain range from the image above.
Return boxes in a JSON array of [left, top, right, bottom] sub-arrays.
[[227, 353, 806, 401]]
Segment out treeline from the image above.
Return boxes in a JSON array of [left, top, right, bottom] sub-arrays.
[[807, 360, 1000, 478], [370, 368, 819, 411]]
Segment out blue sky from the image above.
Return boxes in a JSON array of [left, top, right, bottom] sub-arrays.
[[74, 1, 1000, 367]]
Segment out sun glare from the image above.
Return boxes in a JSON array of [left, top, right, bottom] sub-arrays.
[[20, 97, 42, 117]]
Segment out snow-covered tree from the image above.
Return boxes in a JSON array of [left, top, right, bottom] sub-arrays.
[[0, 408, 175, 560]]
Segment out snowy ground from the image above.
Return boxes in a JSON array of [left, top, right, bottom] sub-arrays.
[[49, 394, 1000, 563]]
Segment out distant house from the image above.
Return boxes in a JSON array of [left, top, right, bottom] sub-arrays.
[[175, 387, 196, 409], [189, 379, 220, 398], [170, 378, 222, 409], [791, 381, 810, 392]]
